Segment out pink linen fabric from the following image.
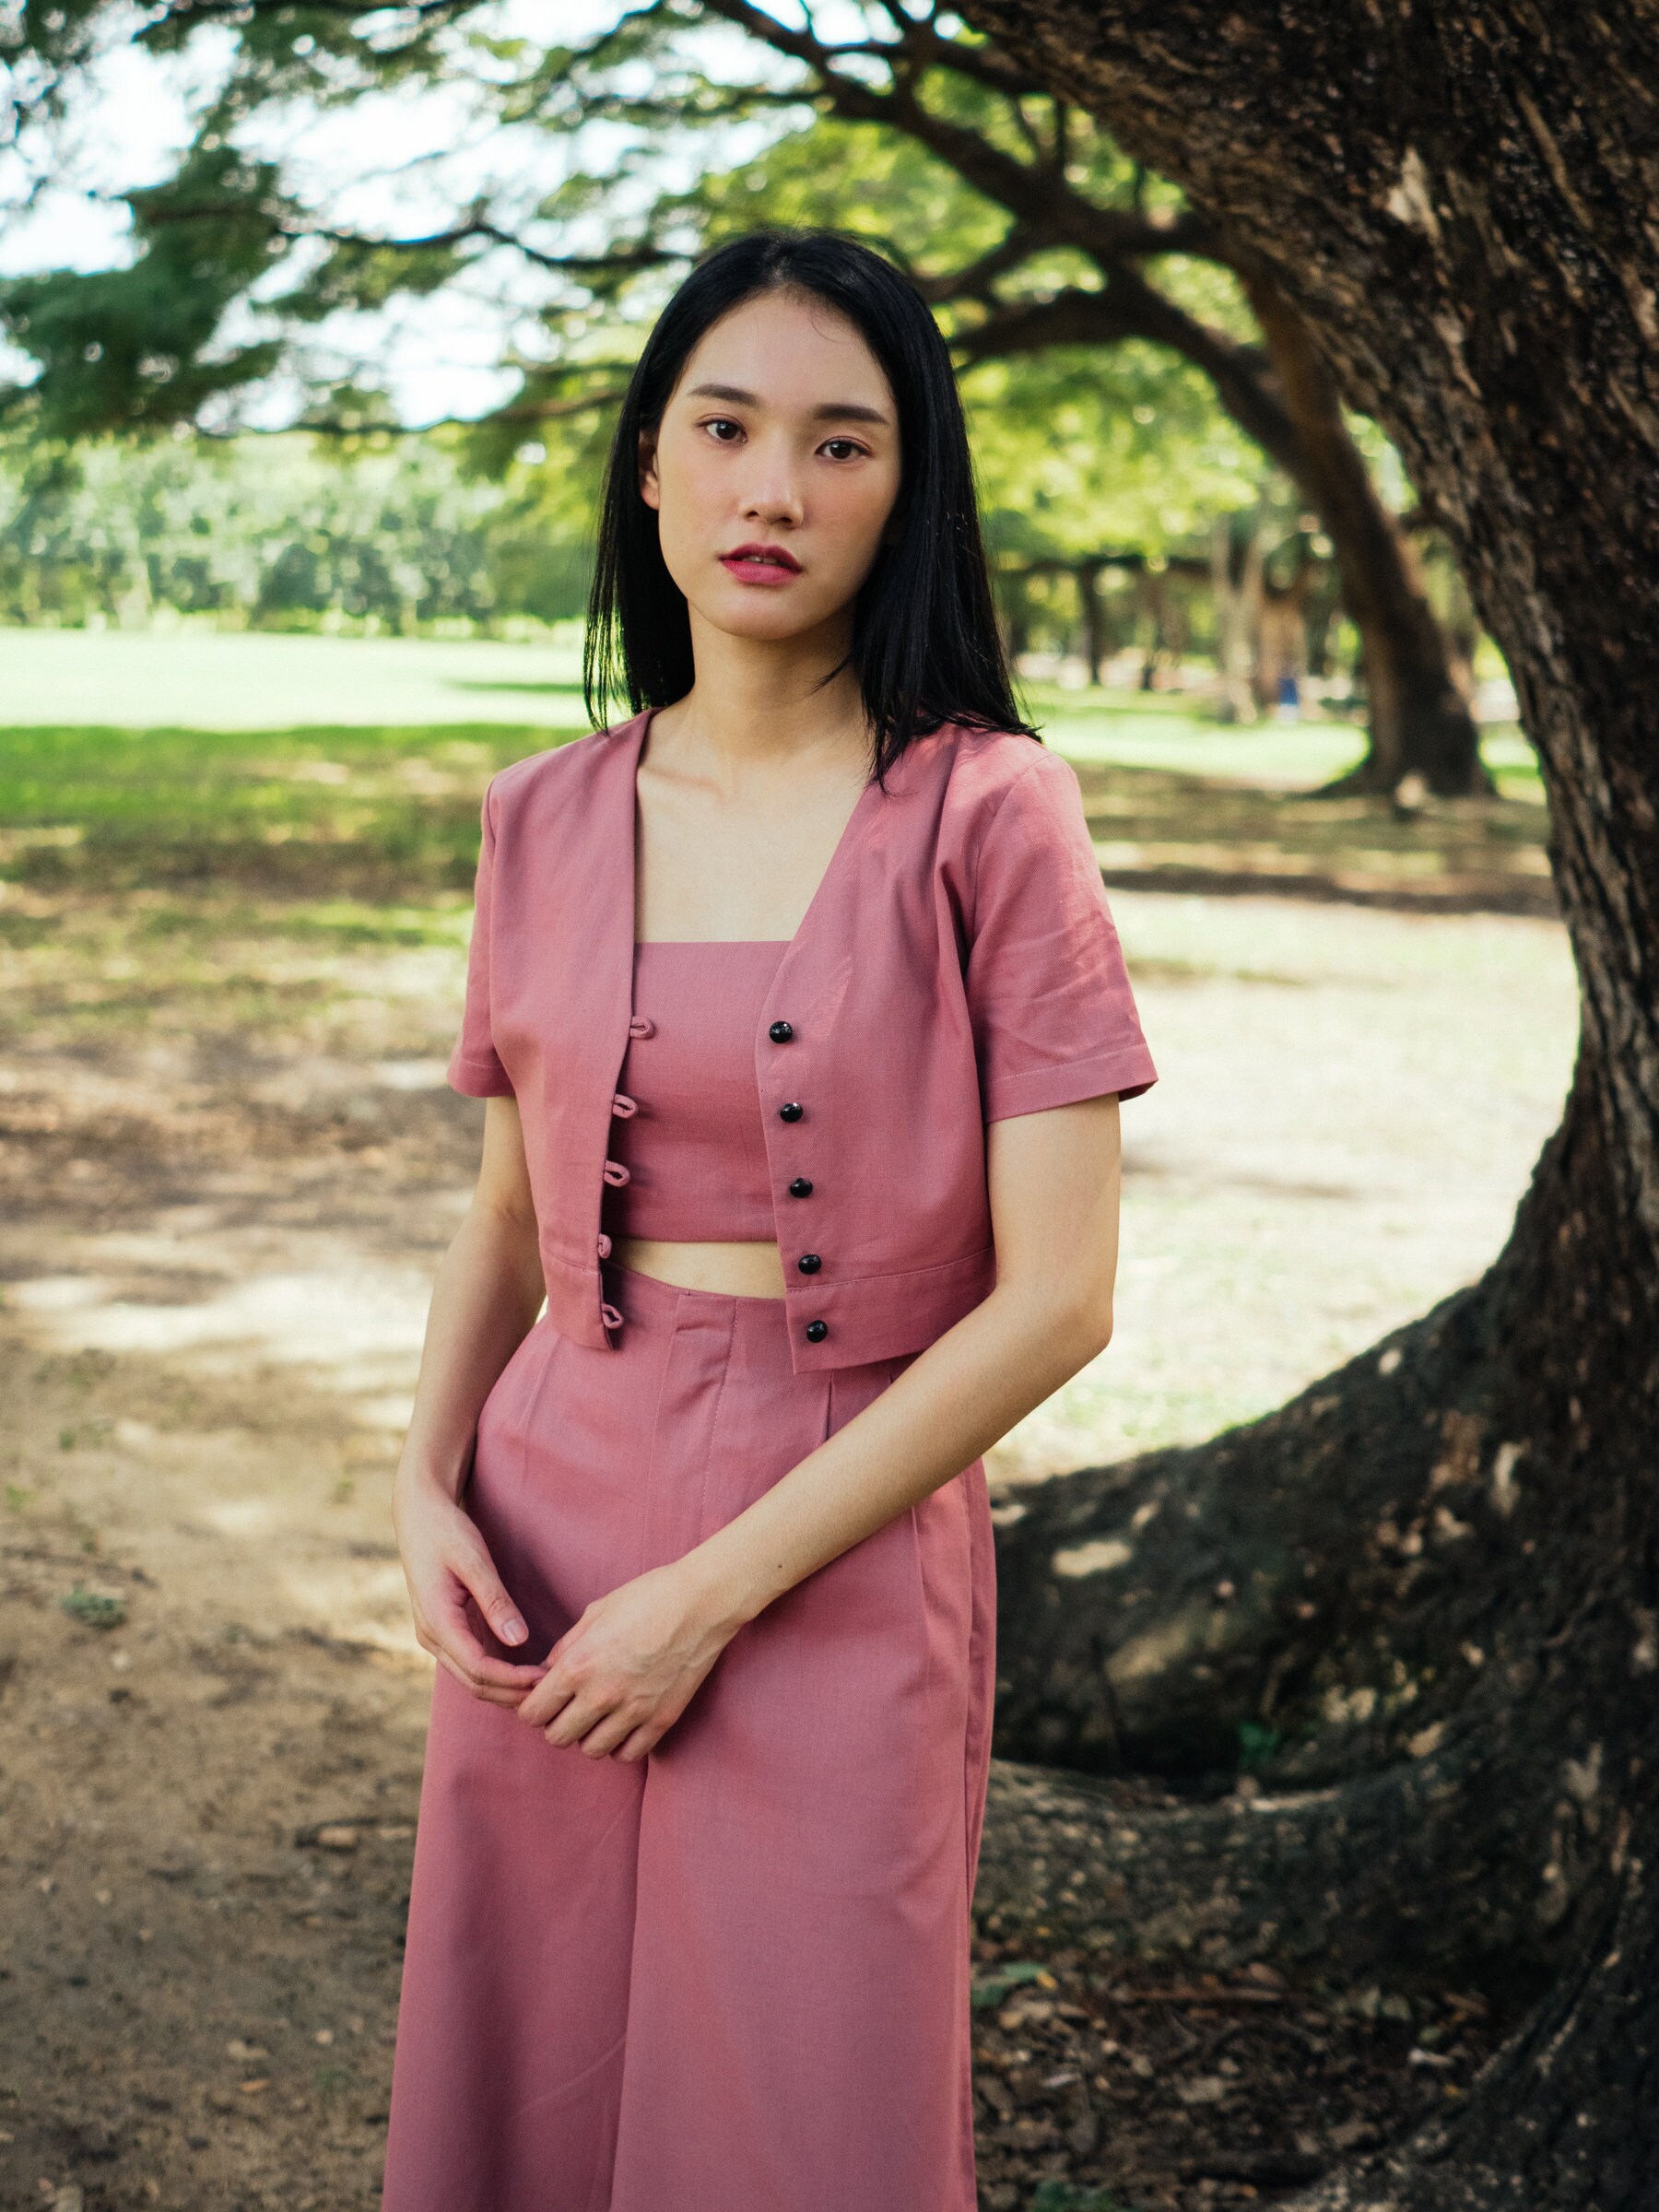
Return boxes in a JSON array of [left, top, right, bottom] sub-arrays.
[[384, 719, 1160, 2209], [443, 712, 1158, 1371], [381, 1258, 995, 2212], [607, 940, 790, 1242]]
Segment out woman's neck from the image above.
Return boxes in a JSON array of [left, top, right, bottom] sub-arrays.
[[656, 610, 869, 781]]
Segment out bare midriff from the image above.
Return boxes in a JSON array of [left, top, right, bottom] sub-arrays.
[[614, 1236, 787, 1300]]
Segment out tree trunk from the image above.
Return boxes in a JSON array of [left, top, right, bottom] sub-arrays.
[[960, 276, 1488, 790], [1078, 559, 1108, 683], [1246, 271, 1493, 794], [957, 2, 1659, 2202], [1210, 506, 1265, 722], [1136, 564, 1172, 689]]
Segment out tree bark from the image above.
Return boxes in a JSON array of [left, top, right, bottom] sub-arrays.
[[603, 0, 1496, 791], [955, 3, 1659, 2202]]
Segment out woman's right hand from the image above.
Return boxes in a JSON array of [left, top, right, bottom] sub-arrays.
[[394, 1471, 549, 1708]]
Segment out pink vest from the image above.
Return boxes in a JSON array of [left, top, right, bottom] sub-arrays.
[[448, 709, 1158, 1374]]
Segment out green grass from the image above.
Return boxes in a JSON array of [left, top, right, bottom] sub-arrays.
[[0, 653, 1540, 895], [0, 623, 591, 731], [126, 896, 465, 949], [0, 630, 595, 888], [0, 626, 1538, 797], [1020, 678, 1540, 800], [0, 722, 561, 892]]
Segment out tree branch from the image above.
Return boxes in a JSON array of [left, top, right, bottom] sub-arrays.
[[149, 0, 473, 26], [305, 220, 678, 279], [482, 387, 629, 424], [911, 225, 1041, 307], [695, 0, 1224, 269], [130, 195, 682, 283], [953, 276, 1303, 483], [276, 382, 629, 441]]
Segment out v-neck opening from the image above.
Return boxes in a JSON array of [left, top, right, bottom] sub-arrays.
[[629, 703, 880, 959]]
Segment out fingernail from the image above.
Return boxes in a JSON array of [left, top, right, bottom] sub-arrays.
[[501, 1617, 526, 1644]]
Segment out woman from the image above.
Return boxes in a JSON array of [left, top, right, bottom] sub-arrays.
[[382, 229, 1157, 2212]]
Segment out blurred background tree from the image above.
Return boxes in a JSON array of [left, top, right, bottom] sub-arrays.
[[0, 428, 591, 633], [1, 0, 1503, 793]]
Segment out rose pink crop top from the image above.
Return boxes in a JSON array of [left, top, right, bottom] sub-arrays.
[[600, 940, 788, 1244]]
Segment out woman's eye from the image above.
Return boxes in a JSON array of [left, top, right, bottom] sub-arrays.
[[822, 438, 865, 461], [703, 418, 743, 442]]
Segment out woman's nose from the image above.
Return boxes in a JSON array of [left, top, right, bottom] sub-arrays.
[[739, 441, 804, 524], [742, 485, 803, 525]]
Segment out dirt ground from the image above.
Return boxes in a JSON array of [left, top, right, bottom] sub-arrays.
[[0, 791, 1571, 2209]]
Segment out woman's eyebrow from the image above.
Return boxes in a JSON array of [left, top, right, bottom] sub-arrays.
[[686, 381, 891, 426]]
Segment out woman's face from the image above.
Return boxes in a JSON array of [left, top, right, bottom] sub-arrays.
[[639, 287, 903, 647]]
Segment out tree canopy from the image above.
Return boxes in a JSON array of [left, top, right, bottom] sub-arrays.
[[1, 2, 1488, 781]]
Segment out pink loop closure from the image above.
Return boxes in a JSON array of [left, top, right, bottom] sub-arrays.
[[602, 1159, 631, 1187], [595, 1231, 612, 1259], [629, 1015, 655, 1039], [610, 1092, 638, 1119], [599, 1301, 624, 1331]]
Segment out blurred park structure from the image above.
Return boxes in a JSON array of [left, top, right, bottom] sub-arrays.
[[5, 6, 1658, 2212]]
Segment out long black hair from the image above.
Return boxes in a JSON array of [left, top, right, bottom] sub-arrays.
[[582, 227, 1036, 781]]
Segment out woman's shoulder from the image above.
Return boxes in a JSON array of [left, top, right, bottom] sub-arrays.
[[911, 718, 1055, 781], [899, 721, 1075, 837], [486, 714, 643, 823]]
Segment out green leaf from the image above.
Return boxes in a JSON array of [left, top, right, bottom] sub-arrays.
[[61, 1585, 127, 1631], [1238, 1719, 1282, 1772], [970, 1958, 1051, 2008]]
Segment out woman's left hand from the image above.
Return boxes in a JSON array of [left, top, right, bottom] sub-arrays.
[[514, 1560, 738, 1760]]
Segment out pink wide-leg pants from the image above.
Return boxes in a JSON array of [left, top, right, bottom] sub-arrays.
[[382, 1260, 996, 2212]]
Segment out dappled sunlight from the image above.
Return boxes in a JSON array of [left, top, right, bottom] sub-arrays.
[[7, 1253, 431, 1423], [279, 1560, 423, 1657], [990, 889, 1579, 1479]]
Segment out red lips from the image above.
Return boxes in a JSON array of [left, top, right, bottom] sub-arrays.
[[722, 542, 802, 571]]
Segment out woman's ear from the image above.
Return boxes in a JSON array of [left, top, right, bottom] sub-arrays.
[[638, 428, 661, 512]]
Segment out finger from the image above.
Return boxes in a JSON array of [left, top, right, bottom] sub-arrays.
[[430, 1618, 547, 1693], [577, 1706, 644, 1760], [430, 1584, 548, 1691], [545, 1693, 605, 1748], [435, 1619, 547, 1691], [431, 1646, 533, 1707], [612, 1723, 658, 1762], [450, 1540, 532, 1651], [516, 1667, 576, 1730]]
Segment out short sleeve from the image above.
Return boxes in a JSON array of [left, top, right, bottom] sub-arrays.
[[447, 776, 516, 1099], [966, 747, 1158, 1122]]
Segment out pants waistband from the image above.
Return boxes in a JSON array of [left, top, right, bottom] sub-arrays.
[[600, 1255, 793, 1324]]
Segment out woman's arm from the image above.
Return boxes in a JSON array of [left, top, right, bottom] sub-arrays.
[[515, 1092, 1122, 1758], [393, 1093, 554, 1704]]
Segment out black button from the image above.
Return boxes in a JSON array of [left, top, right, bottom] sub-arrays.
[[769, 1019, 794, 1042], [805, 1319, 828, 1343], [778, 1101, 804, 1122], [788, 1177, 813, 1198], [797, 1253, 821, 1275]]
